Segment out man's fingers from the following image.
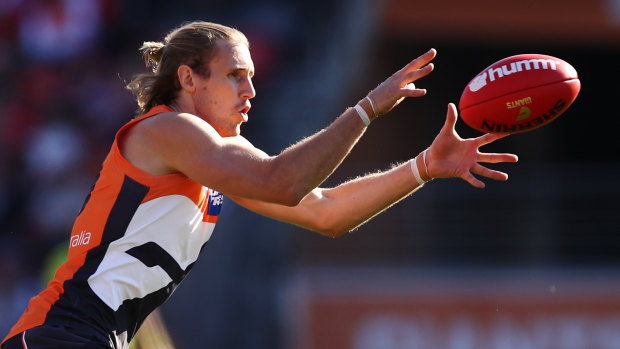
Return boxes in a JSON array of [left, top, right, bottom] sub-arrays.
[[476, 132, 509, 146], [401, 89, 428, 98], [463, 171, 485, 189], [402, 63, 434, 85], [371, 49, 436, 112], [472, 163, 509, 181], [399, 48, 437, 73], [400, 82, 427, 97], [477, 153, 519, 164], [441, 103, 458, 133]]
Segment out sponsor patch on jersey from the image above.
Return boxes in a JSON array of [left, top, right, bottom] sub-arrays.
[[206, 189, 223, 219]]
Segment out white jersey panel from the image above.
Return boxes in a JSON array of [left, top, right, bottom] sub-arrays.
[[88, 192, 215, 311]]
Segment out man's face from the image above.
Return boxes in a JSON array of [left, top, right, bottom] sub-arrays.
[[193, 40, 256, 137]]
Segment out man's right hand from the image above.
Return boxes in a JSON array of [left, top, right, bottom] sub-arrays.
[[365, 48, 437, 119]]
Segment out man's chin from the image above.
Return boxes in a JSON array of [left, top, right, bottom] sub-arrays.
[[220, 126, 242, 138]]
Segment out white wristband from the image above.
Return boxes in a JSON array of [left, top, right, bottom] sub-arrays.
[[354, 104, 371, 126], [366, 96, 377, 117], [411, 149, 431, 186], [410, 156, 426, 186], [422, 149, 429, 177]]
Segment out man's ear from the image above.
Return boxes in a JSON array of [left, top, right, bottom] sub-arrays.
[[177, 65, 196, 92]]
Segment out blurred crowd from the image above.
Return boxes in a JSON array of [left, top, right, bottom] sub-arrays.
[[0, 0, 134, 334]]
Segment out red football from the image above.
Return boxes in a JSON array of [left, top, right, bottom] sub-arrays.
[[459, 54, 580, 133]]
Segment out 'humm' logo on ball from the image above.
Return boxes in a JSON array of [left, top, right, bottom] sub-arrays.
[[469, 58, 561, 92]]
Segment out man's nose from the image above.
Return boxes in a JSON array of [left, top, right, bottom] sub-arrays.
[[241, 77, 256, 99]]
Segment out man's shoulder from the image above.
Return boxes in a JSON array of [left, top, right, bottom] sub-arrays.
[[134, 111, 209, 136]]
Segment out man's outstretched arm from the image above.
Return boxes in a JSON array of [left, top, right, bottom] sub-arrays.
[[230, 103, 518, 236]]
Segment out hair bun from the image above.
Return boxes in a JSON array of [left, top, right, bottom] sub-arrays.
[[140, 41, 165, 72]]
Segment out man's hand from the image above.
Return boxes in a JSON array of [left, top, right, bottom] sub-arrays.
[[366, 48, 437, 118], [426, 103, 519, 188]]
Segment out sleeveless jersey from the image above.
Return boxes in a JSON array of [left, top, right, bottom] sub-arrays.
[[2, 105, 223, 347]]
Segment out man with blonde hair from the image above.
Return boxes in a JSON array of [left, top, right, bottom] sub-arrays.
[[2, 21, 517, 348]]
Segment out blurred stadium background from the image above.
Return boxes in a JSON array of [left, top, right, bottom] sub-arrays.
[[1, 0, 619, 348]]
